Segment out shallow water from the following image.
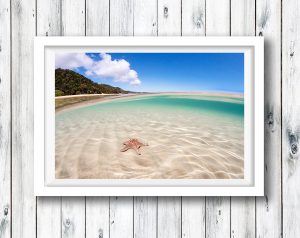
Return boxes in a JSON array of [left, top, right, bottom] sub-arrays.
[[55, 94, 244, 179]]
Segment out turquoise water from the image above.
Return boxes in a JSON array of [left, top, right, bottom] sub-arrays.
[[56, 94, 244, 179], [57, 94, 244, 121]]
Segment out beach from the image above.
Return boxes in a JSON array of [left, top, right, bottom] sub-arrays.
[[55, 93, 244, 179], [55, 93, 135, 112]]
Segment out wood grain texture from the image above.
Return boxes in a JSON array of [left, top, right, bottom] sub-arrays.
[[133, 2, 158, 237], [60, 1, 86, 238], [205, 1, 231, 237], [206, 0, 230, 35], [230, 1, 256, 237], [156, 2, 182, 237], [0, 0, 10, 237], [86, 0, 109, 36], [231, 0, 255, 36], [62, 197, 85, 238], [230, 197, 255, 238], [134, 0, 157, 36], [85, 2, 110, 238], [110, 0, 134, 36], [62, 0, 86, 36], [206, 198, 230, 238], [36, 0, 61, 36], [1, 0, 293, 237], [37, 197, 61, 238], [157, 197, 181, 238], [86, 197, 109, 238], [134, 197, 157, 238], [110, 197, 133, 238], [182, 0, 205, 36], [182, 197, 205, 238], [181, 1, 206, 237], [11, 0, 36, 237], [36, 1, 62, 237], [158, 0, 181, 35], [282, 0, 300, 237], [256, 0, 282, 237], [109, 2, 134, 237]]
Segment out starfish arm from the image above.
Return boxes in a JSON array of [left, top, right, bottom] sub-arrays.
[[136, 147, 141, 155], [120, 146, 130, 152], [138, 142, 146, 147]]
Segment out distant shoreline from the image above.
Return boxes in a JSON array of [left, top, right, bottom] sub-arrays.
[[55, 93, 117, 99], [55, 92, 244, 114], [55, 94, 138, 113], [144, 91, 244, 98]]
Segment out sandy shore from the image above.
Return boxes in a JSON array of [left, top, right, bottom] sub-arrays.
[[55, 93, 139, 113]]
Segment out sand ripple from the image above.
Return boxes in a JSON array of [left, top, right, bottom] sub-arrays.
[[55, 98, 244, 179]]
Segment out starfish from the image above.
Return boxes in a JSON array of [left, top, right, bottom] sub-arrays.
[[120, 138, 148, 155]]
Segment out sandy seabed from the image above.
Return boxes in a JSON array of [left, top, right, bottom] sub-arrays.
[[55, 94, 244, 179]]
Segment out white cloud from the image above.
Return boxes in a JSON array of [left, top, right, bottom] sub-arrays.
[[55, 53, 94, 69], [55, 53, 141, 86]]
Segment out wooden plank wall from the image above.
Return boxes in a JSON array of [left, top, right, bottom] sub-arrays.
[[1, 0, 299, 237]]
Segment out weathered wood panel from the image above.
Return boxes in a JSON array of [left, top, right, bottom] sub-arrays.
[[85, 1, 110, 238], [206, 198, 230, 238], [231, 0, 255, 36], [134, 197, 157, 238], [2, 0, 294, 237], [157, 2, 182, 237], [158, 0, 181, 36], [36, 1, 62, 237], [182, 0, 205, 36], [110, 197, 133, 238], [230, 1, 256, 237], [282, 0, 300, 237], [61, 0, 86, 36], [0, 0, 10, 237], [256, 0, 282, 237], [36, 0, 61, 36], [134, 0, 157, 36], [230, 197, 255, 238], [181, 1, 206, 237], [206, 0, 230, 36], [157, 197, 181, 238], [60, 1, 86, 238], [37, 197, 61, 238], [86, 0, 109, 36], [182, 197, 206, 238], [86, 197, 110, 238], [109, 1, 134, 237], [133, 1, 158, 238], [11, 0, 36, 237], [110, 0, 134, 36], [62, 197, 85, 238], [205, 1, 231, 237]]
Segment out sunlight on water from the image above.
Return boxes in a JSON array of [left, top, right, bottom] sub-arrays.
[[55, 94, 244, 179]]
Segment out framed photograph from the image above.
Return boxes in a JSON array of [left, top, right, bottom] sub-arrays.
[[34, 37, 264, 196]]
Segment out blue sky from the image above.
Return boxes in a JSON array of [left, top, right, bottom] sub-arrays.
[[56, 52, 244, 93]]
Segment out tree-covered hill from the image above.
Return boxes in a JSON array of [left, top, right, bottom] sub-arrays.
[[55, 68, 128, 96]]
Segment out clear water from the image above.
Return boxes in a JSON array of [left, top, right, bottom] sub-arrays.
[[56, 94, 244, 122], [56, 94, 244, 179]]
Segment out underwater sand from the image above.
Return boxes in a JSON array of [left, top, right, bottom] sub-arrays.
[[55, 94, 244, 179]]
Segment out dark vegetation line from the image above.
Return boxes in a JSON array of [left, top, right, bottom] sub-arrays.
[[55, 68, 129, 96]]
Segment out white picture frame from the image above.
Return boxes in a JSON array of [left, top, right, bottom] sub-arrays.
[[34, 36, 264, 196]]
